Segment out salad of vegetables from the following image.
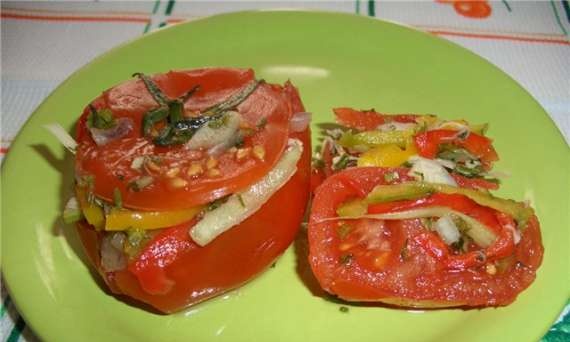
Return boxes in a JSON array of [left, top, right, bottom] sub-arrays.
[[313, 108, 501, 191], [307, 108, 543, 307], [56, 68, 312, 313]]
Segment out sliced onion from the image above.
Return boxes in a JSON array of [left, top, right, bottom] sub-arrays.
[[434, 215, 461, 245], [186, 111, 241, 152], [44, 123, 77, 154], [190, 139, 303, 246], [289, 112, 311, 133], [100, 232, 127, 272], [89, 117, 133, 146], [408, 156, 457, 186]]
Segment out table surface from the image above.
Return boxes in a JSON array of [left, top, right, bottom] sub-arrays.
[[1, 1, 569, 341]]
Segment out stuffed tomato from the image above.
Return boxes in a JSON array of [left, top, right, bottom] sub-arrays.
[[308, 167, 543, 307], [313, 107, 500, 191], [66, 68, 311, 313]]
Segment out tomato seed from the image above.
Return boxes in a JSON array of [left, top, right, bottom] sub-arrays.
[[165, 167, 180, 178], [206, 157, 218, 169], [253, 145, 265, 161], [187, 163, 204, 177], [236, 147, 251, 161], [170, 177, 188, 188]]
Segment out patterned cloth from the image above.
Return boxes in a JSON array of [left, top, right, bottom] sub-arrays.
[[1, 1, 569, 341]]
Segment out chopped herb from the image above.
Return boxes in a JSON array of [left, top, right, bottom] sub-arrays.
[[420, 218, 433, 230], [337, 224, 352, 240], [450, 214, 471, 234], [400, 238, 409, 261], [87, 105, 116, 130], [312, 158, 325, 170], [270, 262, 277, 268], [116, 174, 125, 181], [234, 134, 245, 148], [237, 194, 246, 207], [383, 171, 400, 183], [113, 188, 123, 208], [203, 79, 263, 116], [207, 196, 230, 211], [142, 107, 169, 137], [126, 228, 147, 246], [133, 72, 168, 106], [207, 113, 229, 129], [339, 253, 353, 265], [454, 164, 484, 178], [333, 154, 351, 171], [256, 117, 268, 129], [128, 176, 154, 192], [124, 228, 150, 258], [339, 306, 349, 313], [456, 130, 470, 140], [450, 237, 465, 252], [475, 251, 486, 262], [402, 161, 413, 168]]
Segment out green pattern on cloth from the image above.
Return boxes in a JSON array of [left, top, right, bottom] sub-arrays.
[[542, 300, 570, 341]]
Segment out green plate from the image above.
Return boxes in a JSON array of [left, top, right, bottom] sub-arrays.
[[2, 10, 568, 342]]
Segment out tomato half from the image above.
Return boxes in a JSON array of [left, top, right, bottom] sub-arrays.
[[76, 77, 311, 313], [308, 167, 543, 307], [75, 68, 294, 211]]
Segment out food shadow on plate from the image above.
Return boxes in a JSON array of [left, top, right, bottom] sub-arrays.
[[31, 143, 166, 315]]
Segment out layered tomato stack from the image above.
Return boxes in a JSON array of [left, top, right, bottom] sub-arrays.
[[67, 68, 311, 313]]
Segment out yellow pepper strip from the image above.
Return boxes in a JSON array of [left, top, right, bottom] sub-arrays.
[[75, 186, 203, 231], [357, 140, 418, 167], [105, 206, 203, 231], [75, 186, 105, 230]]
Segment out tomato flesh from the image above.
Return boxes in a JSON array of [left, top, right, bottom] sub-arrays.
[[308, 167, 543, 306], [75, 68, 292, 211]]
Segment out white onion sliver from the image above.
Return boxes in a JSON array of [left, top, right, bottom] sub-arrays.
[[434, 215, 461, 245], [289, 112, 311, 132], [186, 111, 241, 151], [408, 156, 457, 186], [190, 139, 303, 246], [44, 123, 77, 153], [89, 117, 133, 146]]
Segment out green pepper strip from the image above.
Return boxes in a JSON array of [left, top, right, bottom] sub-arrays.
[[365, 182, 534, 230], [338, 129, 414, 149], [203, 79, 263, 116], [133, 72, 168, 106]]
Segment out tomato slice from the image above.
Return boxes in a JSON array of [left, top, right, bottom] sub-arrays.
[[308, 167, 543, 306], [75, 68, 293, 211], [451, 173, 499, 190], [414, 129, 499, 168], [75, 80, 311, 313], [333, 107, 419, 131]]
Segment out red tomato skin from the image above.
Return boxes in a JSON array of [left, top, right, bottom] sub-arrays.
[[75, 68, 293, 211], [333, 107, 419, 131], [308, 167, 543, 307], [414, 129, 499, 168], [451, 173, 499, 190], [76, 81, 311, 313]]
